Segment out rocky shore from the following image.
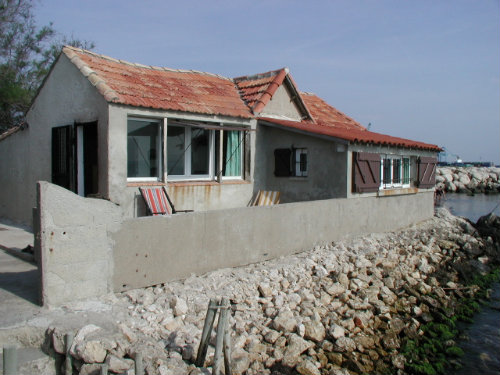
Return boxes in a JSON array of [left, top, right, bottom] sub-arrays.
[[436, 166, 500, 194], [37, 208, 500, 375]]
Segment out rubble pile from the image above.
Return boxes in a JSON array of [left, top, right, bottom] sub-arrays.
[[436, 166, 500, 194], [45, 208, 500, 375]]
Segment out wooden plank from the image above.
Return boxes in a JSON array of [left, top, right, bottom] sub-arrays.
[[196, 298, 218, 367]]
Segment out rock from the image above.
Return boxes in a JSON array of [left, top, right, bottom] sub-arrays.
[[326, 351, 343, 366], [391, 353, 406, 369], [324, 283, 346, 297], [231, 348, 251, 374], [264, 330, 281, 344], [258, 283, 273, 298], [296, 359, 321, 375], [73, 340, 108, 363], [304, 320, 326, 342], [273, 309, 296, 333], [329, 324, 345, 339], [170, 296, 188, 316], [105, 354, 134, 373], [78, 363, 102, 375], [333, 337, 356, 353], [282, 334, 314, 367], [381, 333, 400, 350]]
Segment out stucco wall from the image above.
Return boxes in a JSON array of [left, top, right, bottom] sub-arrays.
[[260, 84, 303, 120], [0, 53, 109, 227], [254, 125, 348, 202], [36, 181, 434, 305], [113, 190, 434, 291], [37, 181, 121, 306]]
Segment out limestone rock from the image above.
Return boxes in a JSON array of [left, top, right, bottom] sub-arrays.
[[333, 337, 356, 353], [105, 354, 134, 373], [282, 334, 314, 367], [273, 309, 296, 333], [296, 359, 321, 375], [304, 320, 325, 342], [329, 324, 345, 339]]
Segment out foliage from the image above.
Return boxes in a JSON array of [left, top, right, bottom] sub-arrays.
[[0, 0, 94, 131]]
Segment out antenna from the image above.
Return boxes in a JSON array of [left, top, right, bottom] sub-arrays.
[[367, 122, 372, 131]]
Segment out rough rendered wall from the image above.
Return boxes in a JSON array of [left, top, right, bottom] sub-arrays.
[[0, 54, 109, 227], [254, 125, 348, 202], [113, 190, 434, 291], [37, 182, 121, 306]]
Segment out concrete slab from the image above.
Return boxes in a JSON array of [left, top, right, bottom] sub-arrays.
[[0, 221, 34, 263]]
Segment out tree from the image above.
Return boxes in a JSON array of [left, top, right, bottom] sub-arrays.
[[0, 0, 94, 131]]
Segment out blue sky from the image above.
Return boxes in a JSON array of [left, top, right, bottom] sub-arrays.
[[35, 1, 500, 163]]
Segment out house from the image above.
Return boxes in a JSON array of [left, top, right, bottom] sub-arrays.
[[0, 46, 440, 227]]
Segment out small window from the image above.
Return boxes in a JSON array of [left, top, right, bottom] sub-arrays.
[[127, 118, 162, 181], [381, 155, 411, 189], [274, 148, 308, 177], [294, 148, 308, 177]]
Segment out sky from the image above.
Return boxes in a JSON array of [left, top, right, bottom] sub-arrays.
[[34, 0, 500, 164]]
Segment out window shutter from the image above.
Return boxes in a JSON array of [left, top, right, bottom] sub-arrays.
[[274, 148, 292, 177], [52, 125, 74, 190], [417, 157, 437, 188], [352, 152, 381, 192]]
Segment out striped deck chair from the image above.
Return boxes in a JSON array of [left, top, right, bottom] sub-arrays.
[[139, 187, 193, 216], [252, 190, 280, 206]]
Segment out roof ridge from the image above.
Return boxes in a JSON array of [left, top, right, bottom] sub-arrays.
[[233, 67, 289, 83], [62, 45, 233, 81]]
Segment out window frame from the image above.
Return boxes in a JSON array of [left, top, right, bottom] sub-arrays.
[[127, 117, 163, 182], [219, 130, 244, 181], [293, 148, 308, 177], [380, 155, 411, 189]]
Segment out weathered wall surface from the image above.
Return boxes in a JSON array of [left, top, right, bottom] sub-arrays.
[[0, 54, 109, 227], [36, 181, 433, 306], [37, 182, 121, 306], [259, 84, 303, 120], [112, 190, 434, 291], [254, 125, 348, 202]]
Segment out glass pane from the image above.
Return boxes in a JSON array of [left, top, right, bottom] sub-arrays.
[[393, 159, 401, 183], [127, 119, 159, 178], [167, 125, 185, 175], [223, 130, 241, 177], [383, 158, 391, 184], [403, 158, 410, 184], [191, 128, 209, 175]]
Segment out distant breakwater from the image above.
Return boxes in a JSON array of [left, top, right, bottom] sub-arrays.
[[436, 166, 500, 194]]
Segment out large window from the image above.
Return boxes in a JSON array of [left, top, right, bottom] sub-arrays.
[[127, 118, 162, 181], [381, 155, 410, 189], [167, 123, 243, 181]]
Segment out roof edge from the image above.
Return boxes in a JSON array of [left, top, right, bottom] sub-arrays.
[[252, 68, 288, 114], [62, 46, 120, 102]]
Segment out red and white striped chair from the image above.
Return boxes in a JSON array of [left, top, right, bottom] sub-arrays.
[[139, 187, 193, 216]]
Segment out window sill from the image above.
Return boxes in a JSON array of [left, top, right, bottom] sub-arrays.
[[377, 187, 418, 197]]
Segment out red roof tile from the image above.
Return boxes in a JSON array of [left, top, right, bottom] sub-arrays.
[[234, 68, 288, 113], [259, 116, 441, 151], [63, 47, 253, 119]]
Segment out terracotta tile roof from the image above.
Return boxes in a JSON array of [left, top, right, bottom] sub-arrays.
[[234, 68, 288, 113], [258, 116, 441, 151], [62, 46, 253, 119], [301, 93, 366, 131], [0, 124, 24, 142]]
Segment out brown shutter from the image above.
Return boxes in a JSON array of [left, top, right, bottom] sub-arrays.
[[417, 156, 437, 188], [352, 152, 381, 192], [274, 148, 292, 177]]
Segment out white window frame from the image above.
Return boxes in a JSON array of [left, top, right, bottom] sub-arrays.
[[220, 130, 244, 181], [166, 123, 244, 182], [380, 155, 410, 189], [167, 125, 215, 181], [127, 117, 163, 182], [293, 148, 308, 177]]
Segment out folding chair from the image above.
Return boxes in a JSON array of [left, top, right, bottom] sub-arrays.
[[139, 187, 193, 216], [252, 190, 280, 206]]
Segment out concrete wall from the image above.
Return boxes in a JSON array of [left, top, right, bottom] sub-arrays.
[[0, 53, 109, 227], [36, 181, 433, 305], [113, 190, 434, 291], [37, 181, 121, 306], [254, 125, 348, 202]]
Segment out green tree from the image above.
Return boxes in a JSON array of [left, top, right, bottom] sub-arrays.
[[0, 0, 93, 131]]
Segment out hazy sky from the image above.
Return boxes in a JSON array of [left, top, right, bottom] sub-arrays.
[[35, 1, 500, 164]]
